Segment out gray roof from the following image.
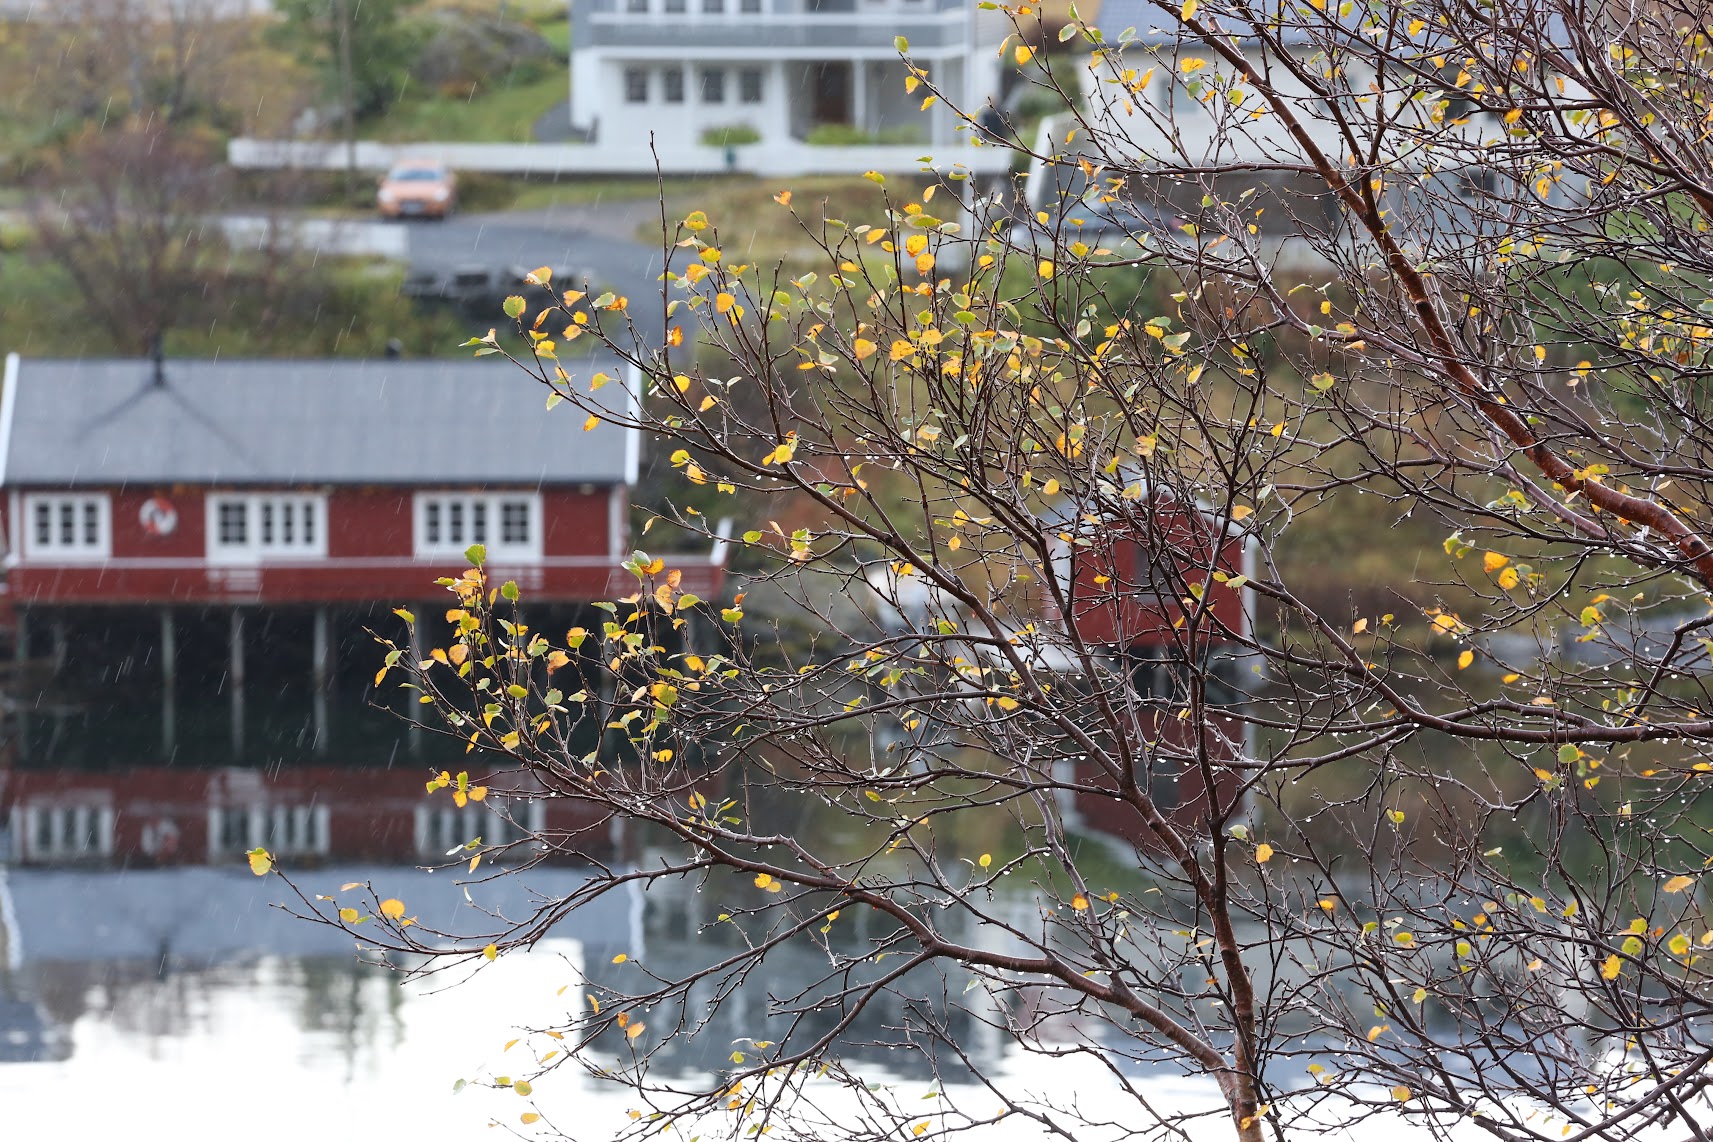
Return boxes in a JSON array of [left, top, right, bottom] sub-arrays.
[[0, 354, 638, 487]]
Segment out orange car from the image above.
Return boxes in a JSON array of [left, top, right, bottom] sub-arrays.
[[376, 161, 457, 220]]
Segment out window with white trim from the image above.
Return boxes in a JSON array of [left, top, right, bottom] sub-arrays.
[[206, 494, 326, 560], [415, 798, 545, 858], [207, 804, 331, 859], [18, 803, 115, 863], [22, 493, 110, 559], [415, 493, 541, 561]]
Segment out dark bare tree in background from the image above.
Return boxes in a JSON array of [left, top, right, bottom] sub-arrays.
[[267, 2, 1713, 1140], [30, 123, 233, 354]]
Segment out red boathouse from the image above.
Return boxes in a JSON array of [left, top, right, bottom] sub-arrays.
[[0, 352, 728, 608], [0, 352, 724, 865], [1052, 483, 1256, 844]]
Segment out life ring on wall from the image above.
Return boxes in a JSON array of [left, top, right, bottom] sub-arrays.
[[139, 496, 179, 537], [139, 817, 180, 862]]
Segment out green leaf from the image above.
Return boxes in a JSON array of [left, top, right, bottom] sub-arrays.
[[501, 580, 521, 602], [743, 530, 763, 543], [503, 296, 526, 319], [593, 291, 617, 308], [466, 544, 487, 566], [894, 35, 910, 51], [1557, 743, 1579, 765]]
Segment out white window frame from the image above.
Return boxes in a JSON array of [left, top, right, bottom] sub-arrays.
[[414, 797, 546, 858], [21, 492, 111, 561], [414, 492, 543, 562], [205, 493, 328, 563], [206, 803, 331, 859], [15, 802, 115, 863]]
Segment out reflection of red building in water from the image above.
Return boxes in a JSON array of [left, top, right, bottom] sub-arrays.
[[1053, 486, 1253, 844], [0, 351, 722, 864], [0, 766, 619, 867]]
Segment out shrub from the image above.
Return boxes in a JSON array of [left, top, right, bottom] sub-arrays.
[[700, 124, 762, 147]]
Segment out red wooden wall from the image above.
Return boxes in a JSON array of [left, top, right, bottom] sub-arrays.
[[0, 485, 648, 606]]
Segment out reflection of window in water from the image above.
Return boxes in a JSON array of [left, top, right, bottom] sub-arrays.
[[207, 804, 330, 859], [414, 799, 544, 857], [19, 803, 114, 862]]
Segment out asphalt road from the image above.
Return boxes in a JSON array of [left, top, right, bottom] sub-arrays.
[[396, 201, 672, 341]]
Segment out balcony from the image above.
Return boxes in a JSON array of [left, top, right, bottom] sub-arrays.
[[582, 0, 985, 53]]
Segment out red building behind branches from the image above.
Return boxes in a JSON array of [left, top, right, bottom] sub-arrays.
[[1055, 484, 1255, 843]]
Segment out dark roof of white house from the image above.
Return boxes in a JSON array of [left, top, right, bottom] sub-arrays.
[[0, 354, 639, 487]]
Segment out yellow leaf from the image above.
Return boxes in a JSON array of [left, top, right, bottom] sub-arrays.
[[1037, 259, 1055, 280], [1256, 843, 1275, 863], [904, 235, 929, 257], [1230, 504, 1253, 521], [979, 853, 992, 868], [1664, 875, 1696, 893], [1071, 893, 1089, 911], [854, 338, 877, 360], [1318, 898, 1336, 911], [1015, 44, 1034, 66], [380, 898, 406, 919], [1392, 1086, 1411, 1102], [522, 1113, 540, 1124], [339, 907, 360, 923], [627, 1021, 646, 1039], [612, 953, 628, 963], [1181, 0, 1197, 17], [1181, 58, 1206, 73], [715, 292, 736, 314], [524, 265, 552, 286], [1458, 649, 1474, 670], [583, 415, 600, 432], [889, 340, 917, 361], [1498, 567, 1520, 589], [1484, 551, 1509, 573], [915, 252, 936, 275], [774, 190, 792, 206], [755, 873, 774, 888], [246, 848, 273, 876], [1352, 618, 1368, 634], [1043, 478, 1060, 496], [1600, 953, 1622, 979]]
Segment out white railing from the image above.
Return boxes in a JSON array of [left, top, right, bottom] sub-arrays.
[[228, 138, 1011, 178]]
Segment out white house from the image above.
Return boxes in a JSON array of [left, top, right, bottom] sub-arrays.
[[568, 0, 1009, 155]]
